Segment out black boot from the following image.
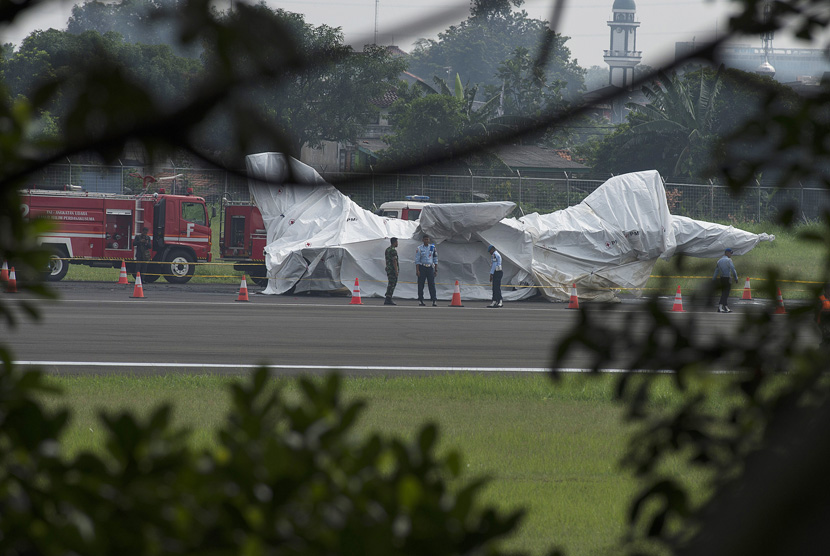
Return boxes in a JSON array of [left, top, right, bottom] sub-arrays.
[[384, 296, 396, 305]]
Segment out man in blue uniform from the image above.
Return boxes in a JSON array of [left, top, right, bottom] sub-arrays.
[[415, 234, 438, 306], [488, 245, 503, 308], [713, 248, 739, 313]]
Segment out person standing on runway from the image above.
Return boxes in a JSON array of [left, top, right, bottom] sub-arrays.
[[487, 245, 503, 308], [384, 237, 399, 305], [134, 227, 152, 278], [713, 248, 738, 313], [415, 234, 438, 306]]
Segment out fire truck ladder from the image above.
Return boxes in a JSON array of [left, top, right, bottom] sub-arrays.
[[134, 197, 145, 239]]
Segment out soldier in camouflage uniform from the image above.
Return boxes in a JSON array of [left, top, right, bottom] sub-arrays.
[[384, 237, 399, 305], [134, 227, 152, 278]]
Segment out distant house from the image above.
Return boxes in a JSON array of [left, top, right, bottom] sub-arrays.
[[303, 49, 428, 174], [490, 145, 590, 177], [583, 85, 646, 124]]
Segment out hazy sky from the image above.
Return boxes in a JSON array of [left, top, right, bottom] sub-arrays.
[[0, 0, 816, 68]]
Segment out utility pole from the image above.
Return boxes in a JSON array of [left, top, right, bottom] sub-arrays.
[[374, 0, 379, 45]]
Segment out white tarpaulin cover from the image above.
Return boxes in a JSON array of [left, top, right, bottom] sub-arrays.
[[248, 153, 774, 301]]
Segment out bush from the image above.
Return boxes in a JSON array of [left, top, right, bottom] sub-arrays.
[[0, 367, 523, 555]]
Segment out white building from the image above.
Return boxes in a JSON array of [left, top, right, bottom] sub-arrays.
[[603, 0, 641, 89]]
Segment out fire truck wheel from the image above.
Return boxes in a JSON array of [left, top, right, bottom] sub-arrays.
[[164, 250, 195, 284], [45, 253, 69, 281]]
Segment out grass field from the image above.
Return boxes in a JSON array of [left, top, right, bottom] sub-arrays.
[[36, 372, 725, 556], [59, 220, 826, 299]]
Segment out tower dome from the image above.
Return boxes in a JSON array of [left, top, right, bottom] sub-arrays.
[[756, 60, 776, 77], [613, 0, 636, 9]]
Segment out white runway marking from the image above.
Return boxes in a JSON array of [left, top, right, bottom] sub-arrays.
[[13, 361, 690, 373]]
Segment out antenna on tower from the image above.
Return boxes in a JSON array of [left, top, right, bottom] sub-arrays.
[[374, 0, 379, 45], [758, 1, 776, 77]]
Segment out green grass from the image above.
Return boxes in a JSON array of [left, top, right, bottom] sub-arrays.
[[37, 373, 726, 556]]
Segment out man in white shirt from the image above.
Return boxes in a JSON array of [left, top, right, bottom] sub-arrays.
[[488, 245, 503, 308]]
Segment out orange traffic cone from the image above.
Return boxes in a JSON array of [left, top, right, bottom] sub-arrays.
[[775, 288, 786, 314], [0, 261, 8, 282], [131, 272, 145, 298], [672, 285, 684, 312], [236, 275, 250, 302], [6, 267, 17, 293], [567, 283, 579, 309], [117, 260, 129, 284], [742, 277, 752, 300], [449, 280, 463, 307], [349, 278, 363, 305]]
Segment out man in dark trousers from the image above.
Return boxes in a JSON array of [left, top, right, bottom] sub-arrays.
[[415, 234, 438, 306], [713, 248, 738, 313], [134, 227, 152, 278], [487, 244, 503, 308], [384, 237, 399, 305], [817, 283, 830, 348]]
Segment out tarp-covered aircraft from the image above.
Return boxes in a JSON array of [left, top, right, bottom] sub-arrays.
[[248, 152, 774, 301]]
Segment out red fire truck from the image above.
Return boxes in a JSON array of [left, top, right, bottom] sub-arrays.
[[219, 201, 268, 285], [21, 189, 212, 283]]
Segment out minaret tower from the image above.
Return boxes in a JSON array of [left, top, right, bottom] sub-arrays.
[[757, 1, 776, 78], [603, 0, 642, 88]]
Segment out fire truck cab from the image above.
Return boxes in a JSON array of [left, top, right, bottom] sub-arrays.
[[21, 189, 211, 283], [219, 200, 268, 286]]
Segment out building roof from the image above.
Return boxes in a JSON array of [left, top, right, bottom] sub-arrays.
[[352, 141, 590, 174], [493, 145, 589, 172], [355, 138, 389, 156], [613, 0, 636, 10], [372, 90, 398, 108]]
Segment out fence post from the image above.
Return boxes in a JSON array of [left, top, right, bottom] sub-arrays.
[[469, 168, 474, 202], [800, 181, 805, 222], [565, 171, 570, 206], [709, 179, 714, 221], [517, 169, 522, 212], [756, 178, 761, 223], [370, 165, 375, 208]]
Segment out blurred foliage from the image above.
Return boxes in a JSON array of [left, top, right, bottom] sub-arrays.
[[0, 368, 525, 554], [0, 1, 525, 553], [4, 0, 830, 554], [554, 1, 830, 553]]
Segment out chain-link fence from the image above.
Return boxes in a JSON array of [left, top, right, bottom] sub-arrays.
[[21, 163, 830, 224]]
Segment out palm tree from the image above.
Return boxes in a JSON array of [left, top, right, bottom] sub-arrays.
[[626, 66, 724, 176], [416, 73, 502, 132]]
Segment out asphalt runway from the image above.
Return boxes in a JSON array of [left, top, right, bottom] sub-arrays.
[[0, 281, 808, 375]]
